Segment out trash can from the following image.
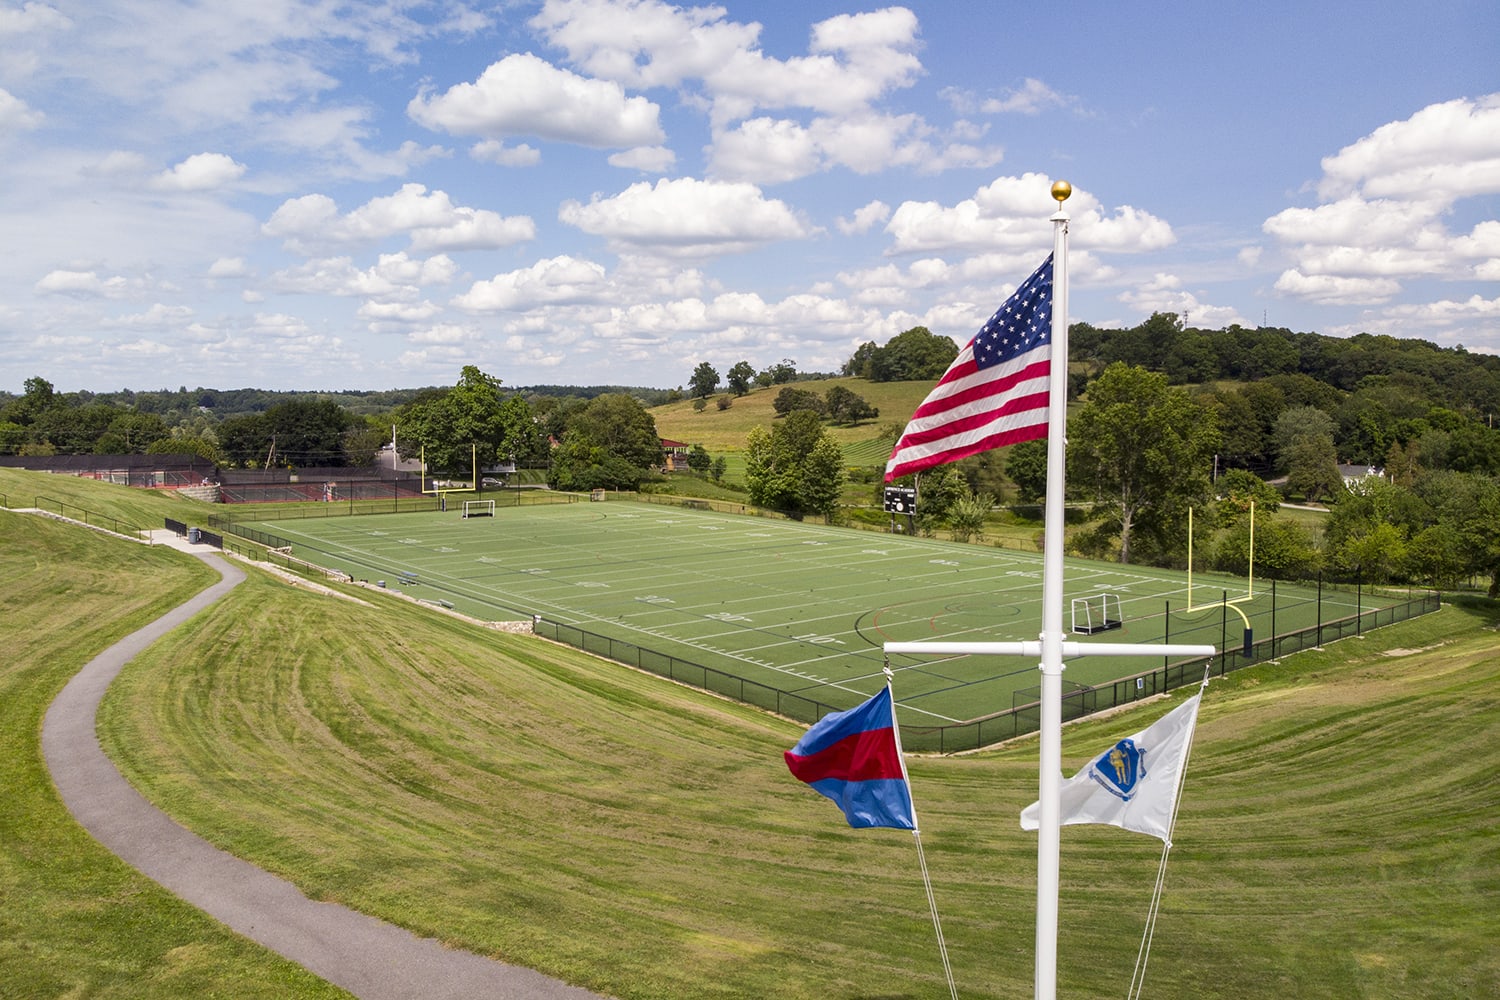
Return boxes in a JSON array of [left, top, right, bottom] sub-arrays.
[[187, 527, 201, 544]]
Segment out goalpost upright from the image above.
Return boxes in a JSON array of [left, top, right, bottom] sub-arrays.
[[421, 444, 480, 508]]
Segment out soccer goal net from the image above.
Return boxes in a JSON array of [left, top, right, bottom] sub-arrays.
[[1071, 592, 1123, 634], [461, 498, 495, 518]]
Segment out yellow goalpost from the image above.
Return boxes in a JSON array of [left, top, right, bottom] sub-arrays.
[[1186, 500, 1256, 650], [420, 444, 479, 505]]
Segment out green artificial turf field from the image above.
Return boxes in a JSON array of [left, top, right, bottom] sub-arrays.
[[260, 500, 1407, 727]]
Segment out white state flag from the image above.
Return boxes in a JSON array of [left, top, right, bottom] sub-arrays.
[[1021, 692, 1203, 842]]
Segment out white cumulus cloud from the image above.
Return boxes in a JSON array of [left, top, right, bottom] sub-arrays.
[[408, 52, 665, 148], [837, 200, 891, 235], [35, 269, 132, 298], [263, 183, 535, 254], [1266, 93, 1500, 308], [1273, 269, 1402, 305], [151, 152, 247, 191], [469, 140, 541, 167], [608, 145, 676, 172], [0, 87, 43, 131], [455, 255, 611, 312], [559, 176, 815, 257], [885, 173, 1173, 256]]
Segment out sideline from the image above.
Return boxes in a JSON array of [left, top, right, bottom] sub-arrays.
[[41, 546, 607, 1000]]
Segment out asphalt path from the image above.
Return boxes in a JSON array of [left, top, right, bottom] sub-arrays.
[[41, 538, 607, 1000]]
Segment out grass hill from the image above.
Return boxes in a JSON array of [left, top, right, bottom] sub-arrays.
[[1, 469, 1496, 998], [650, 376, 932, 457]]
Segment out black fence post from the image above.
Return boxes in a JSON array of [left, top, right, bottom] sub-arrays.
[[1271, 577, 1278, 659], [1164, 601, 1170, 669], [1221, 590, 1228, 673], [1356, 566, 1363, 636]]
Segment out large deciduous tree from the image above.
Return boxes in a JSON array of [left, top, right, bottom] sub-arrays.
[[1067, 363, 1219, 565], [216, 399, 353, 467], [1212, 517, 1320, 580], [772, 386, 824, 417], [863, 327, 959, 382], [688, 362, 720, 399], [1413, 470, 1500, 595], [549, 393, 662, 490], [726, 361, 756, 396], [396, 366, 538, 475], [263, 399, 353, 465], [1003, 439, 1048, 505], [823, 385, 878, 425], [1283, 433, 1344, 503], [744, 409, 845, 520]]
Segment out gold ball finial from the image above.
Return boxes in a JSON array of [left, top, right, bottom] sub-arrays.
[[1051, 180, 1072, 204]]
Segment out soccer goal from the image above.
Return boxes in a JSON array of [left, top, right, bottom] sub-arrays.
[[461, 499, 495, 518], [1071, 592, 1123, 634]]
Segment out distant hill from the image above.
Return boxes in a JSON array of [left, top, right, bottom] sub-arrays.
[[650, 376, 935, 458]]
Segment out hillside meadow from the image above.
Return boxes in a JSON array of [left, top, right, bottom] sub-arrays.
[[650, 376, 921, 456], [1, 469, 1495, 998]]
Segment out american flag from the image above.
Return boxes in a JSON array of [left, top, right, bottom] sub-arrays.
[[884, 254, 1054, 482]]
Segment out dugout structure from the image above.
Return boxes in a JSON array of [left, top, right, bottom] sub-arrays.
[[1071, 592, 1122, 634]]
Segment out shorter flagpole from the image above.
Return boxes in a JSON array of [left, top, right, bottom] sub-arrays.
[[885, 666, 960, 1000]]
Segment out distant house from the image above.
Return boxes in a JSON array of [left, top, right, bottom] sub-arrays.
[[1338, 464, 1386, 489], [661, 438, 691, 471], [376, 443, 424, 474]]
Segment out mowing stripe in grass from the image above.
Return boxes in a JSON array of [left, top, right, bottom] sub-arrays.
[[42, 542, 606, 1000]]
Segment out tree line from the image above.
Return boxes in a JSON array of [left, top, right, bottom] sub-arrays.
[[884, 359, 1500, 595]]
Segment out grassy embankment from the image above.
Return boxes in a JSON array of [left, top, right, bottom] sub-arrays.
[[0, 503, 349, 999], [5, 469, 1493, 998]]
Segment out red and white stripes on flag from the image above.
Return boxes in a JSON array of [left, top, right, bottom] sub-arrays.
[[884, 255, 1053, 483]]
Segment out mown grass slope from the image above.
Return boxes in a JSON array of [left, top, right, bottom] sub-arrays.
[[4, 470, 1494, 999], [106, 572, 1500, 995], [0, 509, 350, 1000]]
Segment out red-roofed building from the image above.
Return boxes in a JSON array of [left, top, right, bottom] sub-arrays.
[[661, 438, 691, 471]]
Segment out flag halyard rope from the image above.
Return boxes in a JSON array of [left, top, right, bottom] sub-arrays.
[[1127, 671, 1209, 1000], [885, 661, 959, 1000]]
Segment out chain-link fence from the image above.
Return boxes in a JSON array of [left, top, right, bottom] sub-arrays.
[[535, 589, 1440, 753]]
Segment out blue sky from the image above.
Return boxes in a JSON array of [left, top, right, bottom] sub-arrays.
[[1, 0, 1496, 393]]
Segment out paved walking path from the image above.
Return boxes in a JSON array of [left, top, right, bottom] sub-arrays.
[[42, 539, 607, 1000]]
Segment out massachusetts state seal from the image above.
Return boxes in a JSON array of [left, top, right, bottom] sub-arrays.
[[1088, 738, 1148, 801]]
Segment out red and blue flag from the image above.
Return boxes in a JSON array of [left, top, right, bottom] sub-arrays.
[[784, 686, 915, 830]]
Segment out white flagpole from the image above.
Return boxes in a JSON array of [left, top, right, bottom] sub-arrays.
[[1035, 180, 1072, 1000]]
